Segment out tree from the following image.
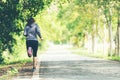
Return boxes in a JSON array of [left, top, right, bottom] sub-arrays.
[[115, 1, 120, 56], [0, 0, 51, 63], [57, 0, 119, 56], [98, 0, 119, 56]]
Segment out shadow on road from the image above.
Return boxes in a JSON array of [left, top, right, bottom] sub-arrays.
[[18, 68, 33, 78], [39, 60, 120, 80], [15, 63, 34, 79]]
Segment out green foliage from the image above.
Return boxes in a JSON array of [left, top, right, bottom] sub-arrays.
[[19, 0, 44, 19], [0, 0, 52, 63], [35, 2, 69, 44], [57, 0, 97, 46], [57, 0, 119, 47]]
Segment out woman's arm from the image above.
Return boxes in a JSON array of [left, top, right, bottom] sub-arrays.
[[36, 24, 43, 40], [23, 26, 28, 37]]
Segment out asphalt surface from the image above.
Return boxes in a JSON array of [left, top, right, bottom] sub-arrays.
[[11, 45, 120, 80]]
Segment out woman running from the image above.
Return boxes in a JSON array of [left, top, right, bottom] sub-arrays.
[[23, 17, 43, 71]]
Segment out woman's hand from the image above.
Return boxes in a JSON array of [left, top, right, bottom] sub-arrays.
[[40, 37, 43, 41]]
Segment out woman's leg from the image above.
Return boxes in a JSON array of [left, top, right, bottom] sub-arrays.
[[33, 57, 37, 68], [26, 40, 30, 52], [32, 41, 38, 69], [26, 40, 32, 57]]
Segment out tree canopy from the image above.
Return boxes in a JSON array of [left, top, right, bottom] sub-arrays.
[[0, 0, 50, 62]]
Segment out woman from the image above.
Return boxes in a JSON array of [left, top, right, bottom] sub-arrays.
[[23, 17, 43, 71]]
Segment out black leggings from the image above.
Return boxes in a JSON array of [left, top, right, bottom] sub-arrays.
[[26, 40, 38, 57]]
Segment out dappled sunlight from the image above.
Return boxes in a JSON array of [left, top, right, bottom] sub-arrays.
[[39, 60, 120, 80]]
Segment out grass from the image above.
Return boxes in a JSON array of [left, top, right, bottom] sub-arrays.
[[0, 59, 31, 68], [0, 58, 32, 80], [71, 47, 120, 61], [108, 56, 120, 61], [0, 48, 32, 79]]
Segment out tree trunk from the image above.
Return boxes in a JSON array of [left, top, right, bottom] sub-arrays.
[[92, 24, 96, 54], [104, 7, 113, 56], [117, 0, 120, 57], [114, 7, 120, 56], [118, 26, 120, 56], [103, 23, 107, 55], [108, 21, 112, 56]]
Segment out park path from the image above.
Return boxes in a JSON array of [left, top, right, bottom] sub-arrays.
[[12, 44, 120, 80]]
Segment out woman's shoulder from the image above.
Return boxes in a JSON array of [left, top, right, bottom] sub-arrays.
[[32, 23, 39, 27], [34, 23, 38, 26]]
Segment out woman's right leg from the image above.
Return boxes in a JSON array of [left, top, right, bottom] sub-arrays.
[[33, 57, 37, 68], [32, 41, 38, 69]]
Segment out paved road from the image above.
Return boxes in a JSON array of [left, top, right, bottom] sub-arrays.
[[12, 45, 120, 80]]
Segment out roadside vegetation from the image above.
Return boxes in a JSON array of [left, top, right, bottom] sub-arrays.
[[71, 47, 120, 61]]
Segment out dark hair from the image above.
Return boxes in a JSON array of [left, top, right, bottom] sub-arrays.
[[27, 17, 35, 27]]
